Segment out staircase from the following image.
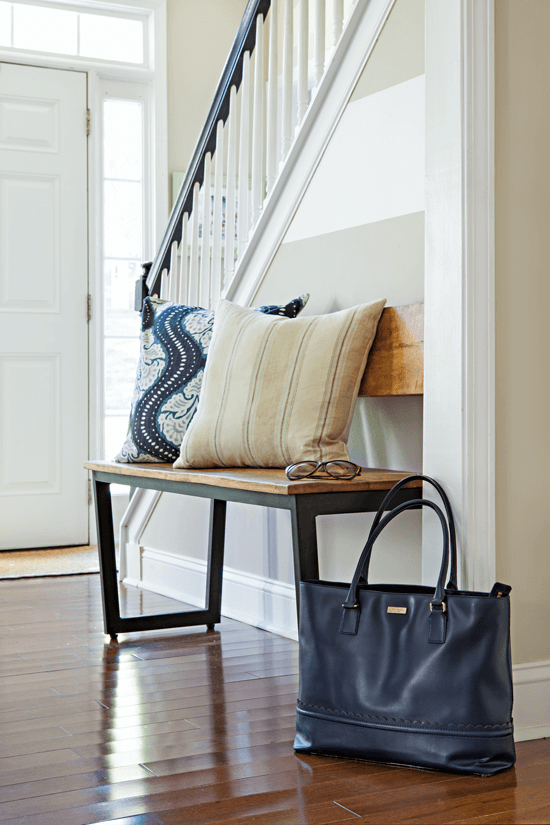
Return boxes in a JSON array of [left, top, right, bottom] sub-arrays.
[[137, 0, 384, 310]]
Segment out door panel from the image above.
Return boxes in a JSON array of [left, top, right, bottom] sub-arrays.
[[0, 95, 59, 152], [0, 354, 60, 494], [0, 172, 60, 311], [0, 62, 88, 549]]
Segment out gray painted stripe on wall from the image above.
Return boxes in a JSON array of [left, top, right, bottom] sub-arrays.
[[254, 211, 425, 314]]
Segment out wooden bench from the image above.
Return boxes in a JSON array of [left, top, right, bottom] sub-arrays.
[[86, 304, 424, 640]]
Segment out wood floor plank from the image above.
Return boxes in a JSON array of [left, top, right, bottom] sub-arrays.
[[454, 803, 550, 823], [331, 758, 550, 824], [0, 713, 296, 761], [216, 801, 361, 824], [0, 693, 297, 738], [0, 765, 152, 806], [0, 748, 82, 774], [68, 723, 297, 760], [0, 757, 152, 791], [0, 754, 361, 821]]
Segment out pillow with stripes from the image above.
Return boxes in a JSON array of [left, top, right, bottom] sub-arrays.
[[115, 294, 309, 463], [174, 298, 386, 470]]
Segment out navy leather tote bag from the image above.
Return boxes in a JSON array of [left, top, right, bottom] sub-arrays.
[[295, 475, 515, 776]]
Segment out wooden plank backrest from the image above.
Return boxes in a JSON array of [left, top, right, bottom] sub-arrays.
[[358, 303, 424, 397]]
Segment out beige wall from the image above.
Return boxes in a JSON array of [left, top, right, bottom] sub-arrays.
[[495, 0, 550, 665], [167, 0, 248, 181]]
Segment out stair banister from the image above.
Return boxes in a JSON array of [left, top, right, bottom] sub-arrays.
[[138, 0, 358, 310], [141, 0, 271, 304]]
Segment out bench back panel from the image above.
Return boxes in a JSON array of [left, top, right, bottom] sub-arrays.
[[359, 303, 424, 397]]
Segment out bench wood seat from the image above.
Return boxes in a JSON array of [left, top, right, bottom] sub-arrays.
[[85, 460, 422, 496]]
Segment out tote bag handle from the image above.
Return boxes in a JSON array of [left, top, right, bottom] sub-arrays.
[[342, 499, 450, 614], [359, 475, 458, 591]]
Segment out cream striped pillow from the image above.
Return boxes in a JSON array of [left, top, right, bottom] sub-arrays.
[[174, 298, 386, 469]]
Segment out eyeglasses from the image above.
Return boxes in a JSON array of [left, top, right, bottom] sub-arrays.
[[285, 460, 362, 481]]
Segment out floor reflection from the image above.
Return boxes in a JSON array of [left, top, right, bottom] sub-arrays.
[[99, 614, 229, 795], [117, 581, 202, 619]]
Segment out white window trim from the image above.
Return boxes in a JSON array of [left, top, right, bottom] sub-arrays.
[[0, 0, 167, 515]]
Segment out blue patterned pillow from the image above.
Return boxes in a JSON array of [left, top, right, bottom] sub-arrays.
[[116, 295, 309, 463]]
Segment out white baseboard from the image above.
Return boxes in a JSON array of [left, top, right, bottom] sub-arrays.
[[124, 544, 550, 738], [512, 659, 550, 742], [135, 546, 298, 640]]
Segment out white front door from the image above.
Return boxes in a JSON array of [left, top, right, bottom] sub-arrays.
[[0, 62, 88, 549]]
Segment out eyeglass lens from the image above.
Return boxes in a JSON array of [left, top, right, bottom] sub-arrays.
[[325, 461, 359, 478], [286, 461, 319, 479]]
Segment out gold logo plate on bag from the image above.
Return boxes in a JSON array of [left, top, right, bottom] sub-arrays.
[[387, 606, 407, 614]]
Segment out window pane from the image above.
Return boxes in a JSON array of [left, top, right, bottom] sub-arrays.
[[105, 337, 140, 413], [0, 3, 11, 47], [13, 4, 77, 54], [105, 415, 131, 462], [103, 96, 143, 460], [105, 259, 141, 337], [104, 100, 142, 181], [80, 13, 143, 64], [104, 181, 142, 259]]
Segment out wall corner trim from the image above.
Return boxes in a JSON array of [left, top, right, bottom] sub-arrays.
[[423, 0, 496, 592]]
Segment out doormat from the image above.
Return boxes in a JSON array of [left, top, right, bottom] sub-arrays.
[[0, 546, 100, 579]]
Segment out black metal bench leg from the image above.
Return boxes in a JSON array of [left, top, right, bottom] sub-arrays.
[[290, 497, 320, 622], [93, 478, 121, 639], [205, 499, 227, 629]]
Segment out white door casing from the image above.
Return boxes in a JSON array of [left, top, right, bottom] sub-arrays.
[[0, 62, 88, 549]]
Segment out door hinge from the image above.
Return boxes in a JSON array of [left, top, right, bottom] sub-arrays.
[[87, 293, 92, 322], [86, 108, 91, 136], [88, 479, 92, 506]]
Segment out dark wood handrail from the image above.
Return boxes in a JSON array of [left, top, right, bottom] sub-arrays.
[[143, 0, 271, 302]]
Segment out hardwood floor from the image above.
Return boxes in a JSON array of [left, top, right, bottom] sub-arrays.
[[0, 574, 547, 825]]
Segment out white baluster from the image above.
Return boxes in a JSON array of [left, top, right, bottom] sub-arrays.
[[313, 0, 325, 86], [237, 51, 251, 256], [211, 120, 224, 304], [297, 0, 309, 125], [178, 212, 189, 303], [199, 152, 212, 308], [224, 86, 237, 288], [266, 0, 278, 195], [169, 240, 179, 302], [281, 0, 293, 162], [189, 182, 200, 306], [159, 268, 169, 301], [251, 14, 264, 227], [332, 0, 343, 46]]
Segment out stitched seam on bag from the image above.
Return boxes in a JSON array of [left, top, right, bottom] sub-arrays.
[[296, 701, 512, 730], [297, 711, 513, 740]]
